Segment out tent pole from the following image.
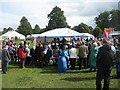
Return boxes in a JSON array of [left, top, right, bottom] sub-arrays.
[[34, 37, 36, 46], [44, 36, 46, 43]]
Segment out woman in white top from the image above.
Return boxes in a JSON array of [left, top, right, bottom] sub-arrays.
[[25, 44, 30, 65], [69, 45, 77, 70]]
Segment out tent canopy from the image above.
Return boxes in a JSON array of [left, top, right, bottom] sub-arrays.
[[110, 31, 120, 36], [32, 28, 94, 38], [1, 31, 25, 39], [80, 33, 94, 37]]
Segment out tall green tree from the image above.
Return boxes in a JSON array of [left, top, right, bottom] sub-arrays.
[[95, 11, 110, 30], [72, 23, 91, 33], [46, 6, 69, 30], [2, 27, 14, 34], [33, 24, 43, 34], [92, 26, 102, 38], [2, 28, 8, 34], [110, 10, 118, 27], [17, 16, 32, 37], [115, 25, 120, 31], [88, 26, 94, 34], [110, 10, 120, 31], [95, 10, 120, 31]]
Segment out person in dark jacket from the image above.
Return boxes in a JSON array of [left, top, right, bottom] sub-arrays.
[[96, 40, 115, 90], [45, 44, 53, 66], [30, 46, 36, 67], [78, 42, 89, 70], [2, 45, 11, 74], [35, 43, 45, 67], [8, 44, 16, 61]]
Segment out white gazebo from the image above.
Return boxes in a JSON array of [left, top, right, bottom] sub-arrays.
[[110, 31, 120, 36], [1, 31, 25, 39], [32, 28, 94, 38]]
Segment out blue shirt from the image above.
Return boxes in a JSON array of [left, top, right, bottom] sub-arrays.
[[111, 45, 116, 54], [60, 49, 69, 59]]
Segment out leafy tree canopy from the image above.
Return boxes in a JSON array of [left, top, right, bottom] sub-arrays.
[[46, 6, 69, 30], [2, 27, 14, 34], [72, 23, 92, 33], [92, 26, 103, 38], [17, 16, 33, 37], [33, 24, 43, 34], [95, 10, 120, 31]]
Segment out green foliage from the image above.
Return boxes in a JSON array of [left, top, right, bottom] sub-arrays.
[[2, 64, 118, 88], [72, 23, 91, 33], [95, 10, 120, 31], [0, 31, 2, 35], [41, 28, 46, 33], [110, 10, 120, 31], [15, 40, 34, 48], [2, 27, 14, 34], [46, 6, 69, 30], [2, 9, 120, 35], [93, 26, 103, 38], [115, 25, 120, 31], [33, 24, 43, 34], [2, 28, 8, 34], [17, 16, 33, 37], [95, 11, 110, 30], [88, 26, 94, 34]]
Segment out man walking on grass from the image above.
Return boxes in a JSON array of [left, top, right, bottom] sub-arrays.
[[96, 40, 115, 90]]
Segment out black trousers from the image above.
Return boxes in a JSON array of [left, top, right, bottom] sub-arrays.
[[25, 56, 31, 65], [20, 58, 26, 68], [116, 64, 120, 78], [96, 69, 111, 90], [65, 57, 69, 69], [78, 57, 87, 69], [69, 58, 76, 70]]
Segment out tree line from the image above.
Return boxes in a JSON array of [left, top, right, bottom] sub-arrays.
[[2, 6, 120, 38]]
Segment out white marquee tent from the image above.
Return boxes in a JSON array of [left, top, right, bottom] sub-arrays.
[[80, 33, 94, 38], [32, 28, 94, 38], [110, 31, 120, 36], [1, 31, 25, 39]]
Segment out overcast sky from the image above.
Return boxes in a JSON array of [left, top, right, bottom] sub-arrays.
[[0, 0, 119, 31]]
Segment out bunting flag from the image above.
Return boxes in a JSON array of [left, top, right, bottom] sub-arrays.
[[103, 28, 114, 38]]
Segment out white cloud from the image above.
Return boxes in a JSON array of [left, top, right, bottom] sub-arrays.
[[0, 12, 20, 30], [67, 15, 96, 28], [0, 0, 119, 31]]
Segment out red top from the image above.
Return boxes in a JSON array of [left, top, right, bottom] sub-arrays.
[[7, 41, 11, 47], [18, 47, 26, 59]]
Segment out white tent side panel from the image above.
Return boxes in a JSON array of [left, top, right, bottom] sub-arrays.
[[1, 31, 25, 39], [32, 28, 94, 39]]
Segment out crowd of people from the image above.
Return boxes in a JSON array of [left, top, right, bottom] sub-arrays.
[[2, 37, 120, 90], [2, 37, 118, 68]]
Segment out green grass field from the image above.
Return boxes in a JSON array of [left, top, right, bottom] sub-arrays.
[[15, 40, 34, 48], [2, 64, 119, 89]]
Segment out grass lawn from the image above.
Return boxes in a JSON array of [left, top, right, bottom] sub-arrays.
[[2, 63, 119, 89], [15, 40, 34, 48]]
